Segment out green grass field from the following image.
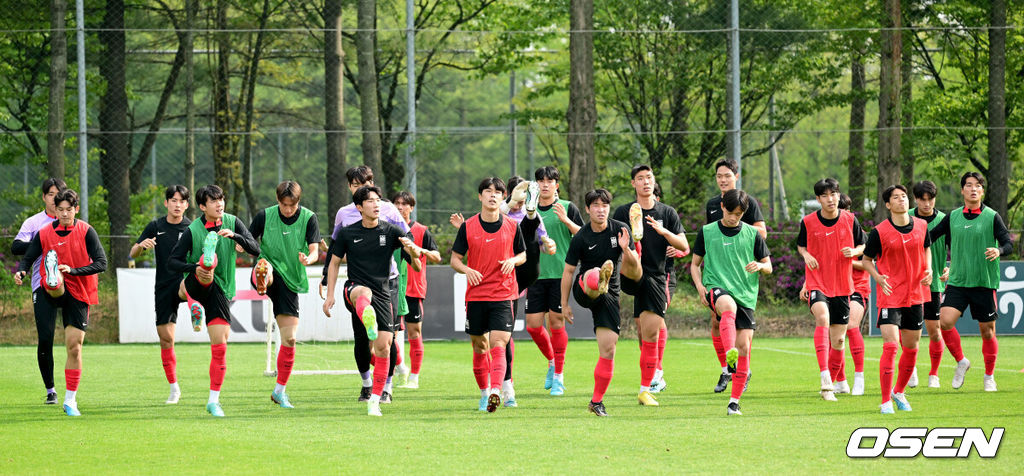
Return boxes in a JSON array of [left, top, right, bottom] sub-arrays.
[[2, 336, 1021, 474]]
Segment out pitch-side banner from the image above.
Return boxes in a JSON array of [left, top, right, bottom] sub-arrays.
[[868, 261, 1024, 336]]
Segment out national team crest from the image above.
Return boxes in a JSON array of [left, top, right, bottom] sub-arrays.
[[379, 235, 386, 246], [610, 235, 617, 248]]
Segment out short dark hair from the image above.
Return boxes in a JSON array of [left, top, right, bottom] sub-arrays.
[[276, 180, 302, 201], [165, 184, 189, 201], [54, 188, 79, 208], [630, 164, 653, 179], [391, 190, 416, 207], [41, 177, 67, 196], [838, 193, 852, 211], [534, 166, 560, 181], [652, 182, 663, 200], [722, 189, 749, 213], [353, 185, 382, 206], [882, 184, 908, 204], [195, 184, 225, 206], [813, 178, 840, 196], [912, 180, 937, 200], [960, 171, 985, 188], [346, 165, 374, 186], [478, 177, 507, 195], [714, 159, 739, 175], [585, 189, 613, 207]]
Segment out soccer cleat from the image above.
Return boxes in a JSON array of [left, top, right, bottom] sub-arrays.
[[907, 367, 919, 388], [852, 374, 865, 396], [880, 401, 895, 414], [63, 401, 80, 417], [271, 391, 294, 409], [628, 203, 644, 242], [502, 392, 518, 408], [928, 374, 940, 388], [892, 392, 912, 411], [649, 377, 666, 394], [395, 365, 410, 387], [44, 250, 61, 289], [361, 305, 378, 341], [544, 364, 555, 390], [253, 258, 270, 296], [638, 391, 659, 406], [714, 372, 731, 393], [589, 401, 609, 417], [820, 390, 837, 402], [381, 391, 392, 404], [597, 260, 614, 295], [399, 376, 419, 389], [190, 301, 205, 332], [201, 231, 219, 269], [206, 402, 225, 417], [487, 393, 501, 413], [983, 375, 997, 392], [367, 400, 382, 417], [358, 386, 372, 402], [743, 370, 751, 393], [478, 396, 489, 412], [550, 379, 565, 396], [727, 402, 742, 416], [725, 347, 739, 369], [524, 182, 540, 219], [952, 358, 971, 390], [834, 380, 850, 394], [45, 392, 58, 405], [166, 388, 181, 405], [510, 180, 530, 205]]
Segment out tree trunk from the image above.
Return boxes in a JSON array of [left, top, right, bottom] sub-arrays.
[[212, 0, 239, 208], [356, 0, 384, 189], [98, 0, 131, 270], [324, 0, 348, 226], [240, 0, 272, 219], [184, 0, 197, 218], [47, 0, 67, 181], [875, 0, 902, 223], [900, 20, 914, 189], [987, 0, 1008, 218], [131, 25, 187, 194], [847, 53, 867, 215], [566, 0, 596, 209]]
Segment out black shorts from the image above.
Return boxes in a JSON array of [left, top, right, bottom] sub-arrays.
[[525, 278, 563, 314], [465, 300, 515, 336], [572, 275, 621, 334], [807, 290, 850, 325], [251, 269, 299, 318], [877, 304, 924, 331], [923, 291, 941, 321], [850, 292, 867, 309], [941, 285, 998, 322], [34, 289, 90, 331], [343, 280, 394, 333], [621, 273, 670, 318], [405, 296, 424, 323], [154, 281, 185, 326], [184, 272, 233, 323], [389, 278, 402, 319], [705, 288, 756, 330]]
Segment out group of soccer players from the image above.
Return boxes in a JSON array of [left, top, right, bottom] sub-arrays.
[[11, 161, 1010, 417]]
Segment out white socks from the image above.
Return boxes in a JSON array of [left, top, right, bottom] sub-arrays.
[[208, 390, 220, 404]]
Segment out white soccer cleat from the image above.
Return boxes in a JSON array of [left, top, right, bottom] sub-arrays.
[[983, 375, 997, 392], [820, 390, 838, 402], [880, 400, 894, 415], [834, 380, 850, 394], [891, 392, 912, 411], [851, 373, 865, 396], [367, 400, 382, 416], [952, 358, 971, 390], [399, 374, 419, 389], [524, 182, 540, 219], [907, 367, 919, 388], [509, 180, 530, 205], [166, 387, 181, 405], [628, 203, 644, 242], [928, 374, 940, 388], [819, 371, 834, 391]]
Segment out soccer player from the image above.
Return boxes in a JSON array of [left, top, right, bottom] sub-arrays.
[[130, 185, 192, 404], [393, 190, 442, 389], [705, 159, 767, 394], [911, 180, 950, 388], [838, 194, 867, 396], [860, 185, 932, 414], [450, 177, 526, 412], [525, 166, 584, 396], [168, 184, 261, 417], [651, 182, 682, 394], [612, 164, 690, 406], [248, 181, 321, 408], [797, 178, 866, 401], [14, 189, 107, 416], [323, 185, 424, 416], [691, 189, 772, 415], [11, 177, 66, 404], [561, 188, 641, 416], [929, 172, 1012, 391]]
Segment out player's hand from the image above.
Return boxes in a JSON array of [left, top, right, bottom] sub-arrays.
[[645, 215, 667, 235], [618, 228, 631, 250], [57, 264, 71, 274], [666, 246, 678, 257], [299, 252, 311, 266], [139, 237, 156, 250], [13, 271, 25, 286], [553, 202, 568, 221], [840, 247, 856, 258], [804, 254, 819, 270], [921, 269, 933, 286], [465, 268, 483, 286], [877, 274, 892, 296], [319, 282, 327, 300], [195, 266, 214, 283], [542, 237, 557, 255], [217, 228, 235, 239], [449, 213, 465, 229], [322, 295, 335, 317], [235, 243, 244, 253], [940, 266, 950, 283], [696, 284, 709, 307], [799, 285, 808, 302], [498, 258, 516, 275], [985, 247, 1000, 261], [562, 305, 574, 324], [744, 261, 761, 274]]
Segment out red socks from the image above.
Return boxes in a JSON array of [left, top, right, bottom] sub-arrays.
[[846, 327, 865, 373], [941, 328, 965, 361], [593, 357, 614, 402], [712, 335, 727, 367], [65, 368, 81, 392], [526, 326, 555, 361], [982, 337, 998, 376], [719, 311, 736, 351], [928, 339, 944, 376], [276, 345, 295, 386], [829, 346, 844, 383], [209, 343, 226, 391], [813, 326, 829, 372], [879, 342, 897, 403], [551, 327, 568, 374], [355, 295, 371, 319], [410, 336, 424, 374], [656, 327, 667, 371], [372, 352, 389, 396], [640, 340, 657, 387], [161, 347, 177, 384], [894, 346, 919, 394], [730, 355, 749, 400], [472, 352, 489, 390], [488, 346, 506, 390]]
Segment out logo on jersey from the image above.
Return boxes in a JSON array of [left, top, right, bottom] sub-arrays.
[[846, 427, 1003, 458], [589, 244, 598, 250], [881, 308, 888, 320], [610, 235, 617, 248], [354, 238, 364, 243], [379, 235, 386, 246]]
